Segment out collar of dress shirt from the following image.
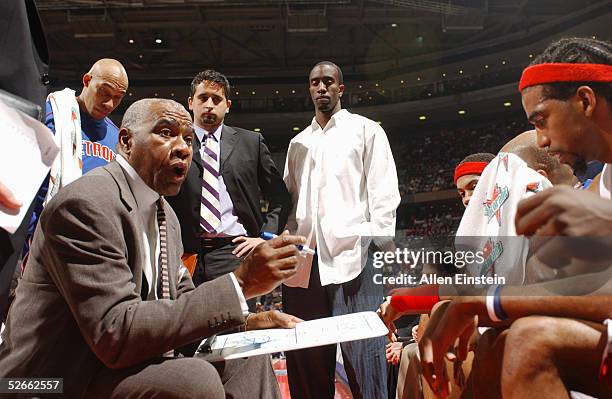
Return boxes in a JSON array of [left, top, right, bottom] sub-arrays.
[[310, 108, 348, 132], [194, 123, 223, 144], [116, 154, 160, 210]]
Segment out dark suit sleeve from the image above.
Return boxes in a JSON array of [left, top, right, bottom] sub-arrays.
[[257, 134, 292, 234], [38, 195, 245, 369]]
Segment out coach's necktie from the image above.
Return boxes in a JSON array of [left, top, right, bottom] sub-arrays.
[[156, 198, 174, 357], [200, 132, 221, 233], [156, 198, 171, 300]]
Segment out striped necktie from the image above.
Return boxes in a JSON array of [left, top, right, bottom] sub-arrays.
[[157, 198, 174, 357], [200, 132, 221, 233], [156, 198, 171, 300]]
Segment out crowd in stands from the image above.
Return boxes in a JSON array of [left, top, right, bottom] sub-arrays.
[[397, 202, 463, 238], [393, 117, 530, 195], [232, 65, 523, 113]]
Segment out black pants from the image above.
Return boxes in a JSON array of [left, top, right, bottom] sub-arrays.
[[194, 241, 256, 311]]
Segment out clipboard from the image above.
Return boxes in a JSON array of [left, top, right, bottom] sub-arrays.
[[196, 311, 388, 362]]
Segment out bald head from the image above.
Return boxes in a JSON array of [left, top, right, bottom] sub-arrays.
[[88, 58, 128, 80], [77, 58, 129, 120], [501, 130, 576, 186], [121, 98, 190, 132]]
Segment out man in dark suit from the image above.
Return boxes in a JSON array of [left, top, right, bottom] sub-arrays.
[[0, 0, 49, 321], [0, 98, 304, 398], [166, 70, 291, 286]]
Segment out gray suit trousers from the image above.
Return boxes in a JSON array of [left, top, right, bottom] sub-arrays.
[[85, 355, 281, 399]]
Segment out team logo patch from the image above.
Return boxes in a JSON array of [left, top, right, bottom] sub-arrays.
[[483, 184, 509, 225], [480, 238, 503, 276]]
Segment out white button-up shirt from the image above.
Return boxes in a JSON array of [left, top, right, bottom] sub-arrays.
[[283, 109, 400, 287], [116, 154, 161, 299]]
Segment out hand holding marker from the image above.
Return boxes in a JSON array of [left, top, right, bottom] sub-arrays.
[[260, 232, 316, 255]]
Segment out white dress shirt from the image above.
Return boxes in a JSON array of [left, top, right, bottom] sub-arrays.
[[116, 154, 161, 299], [116, 156, 248, 312], [194, 124, 247, 237], [283, 109, 400, 287]]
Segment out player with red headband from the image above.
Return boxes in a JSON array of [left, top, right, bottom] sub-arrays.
[[415, 37, 612, 399], [386, 154, 493, 399], [454, 153, 495, 208]]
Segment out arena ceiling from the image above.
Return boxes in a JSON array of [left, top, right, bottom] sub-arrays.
[[36, 0, 609, 84]]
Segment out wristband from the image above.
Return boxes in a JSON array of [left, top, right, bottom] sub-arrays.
[[390, 284, 440, 313], [486, 285, 508, 322], [493, 285, 508, 321], [486, 285, 501, 322]]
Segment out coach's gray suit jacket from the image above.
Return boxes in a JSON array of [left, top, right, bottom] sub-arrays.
[[0, 161, 245, 398]]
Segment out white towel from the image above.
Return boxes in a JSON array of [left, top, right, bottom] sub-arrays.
[[599, 163, 612, 199], [455, 152, 552, 284], [44, 88, 82, 205]]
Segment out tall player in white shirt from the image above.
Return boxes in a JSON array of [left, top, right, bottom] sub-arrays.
[[283, 61, 400, 399]]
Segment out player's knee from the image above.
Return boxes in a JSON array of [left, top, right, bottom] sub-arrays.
[[506, 316, 559, 353]]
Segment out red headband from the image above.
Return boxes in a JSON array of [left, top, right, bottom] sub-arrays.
[[454, 161, 488, 184], [519, 63, 612, 92]]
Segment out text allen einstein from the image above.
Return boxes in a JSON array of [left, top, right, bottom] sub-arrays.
[[373, 273, 506, 286]]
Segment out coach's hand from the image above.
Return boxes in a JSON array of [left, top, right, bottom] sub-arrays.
[[245, 310, 303, 330], [234, 232, 305, 299]]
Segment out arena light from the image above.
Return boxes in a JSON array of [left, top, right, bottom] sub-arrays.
[[154, 38, 162, 44], [528, 54, 533, 58], [275, 90, 279, 94], [292, 127, 300, 132], [484, 64, 489, 69], [400, 80, 404, 84], [459, 70, 463, 74], [291, 89, 296, 94], [419, 115, 427, 121], [504, 102, 512, 107], [417, 76, 421, 81], [254, 128, 261, 132], [170, 93, 174, 97], [128, 39, 134, 44], [251, 91, 256, 95], [235, 91, 239, 95], [502, 60, 507, 65], [391, 23, 398, 28], [377, 121, 382, 125], [442, 73, 446, 77], [458, 109, 466, 115]]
